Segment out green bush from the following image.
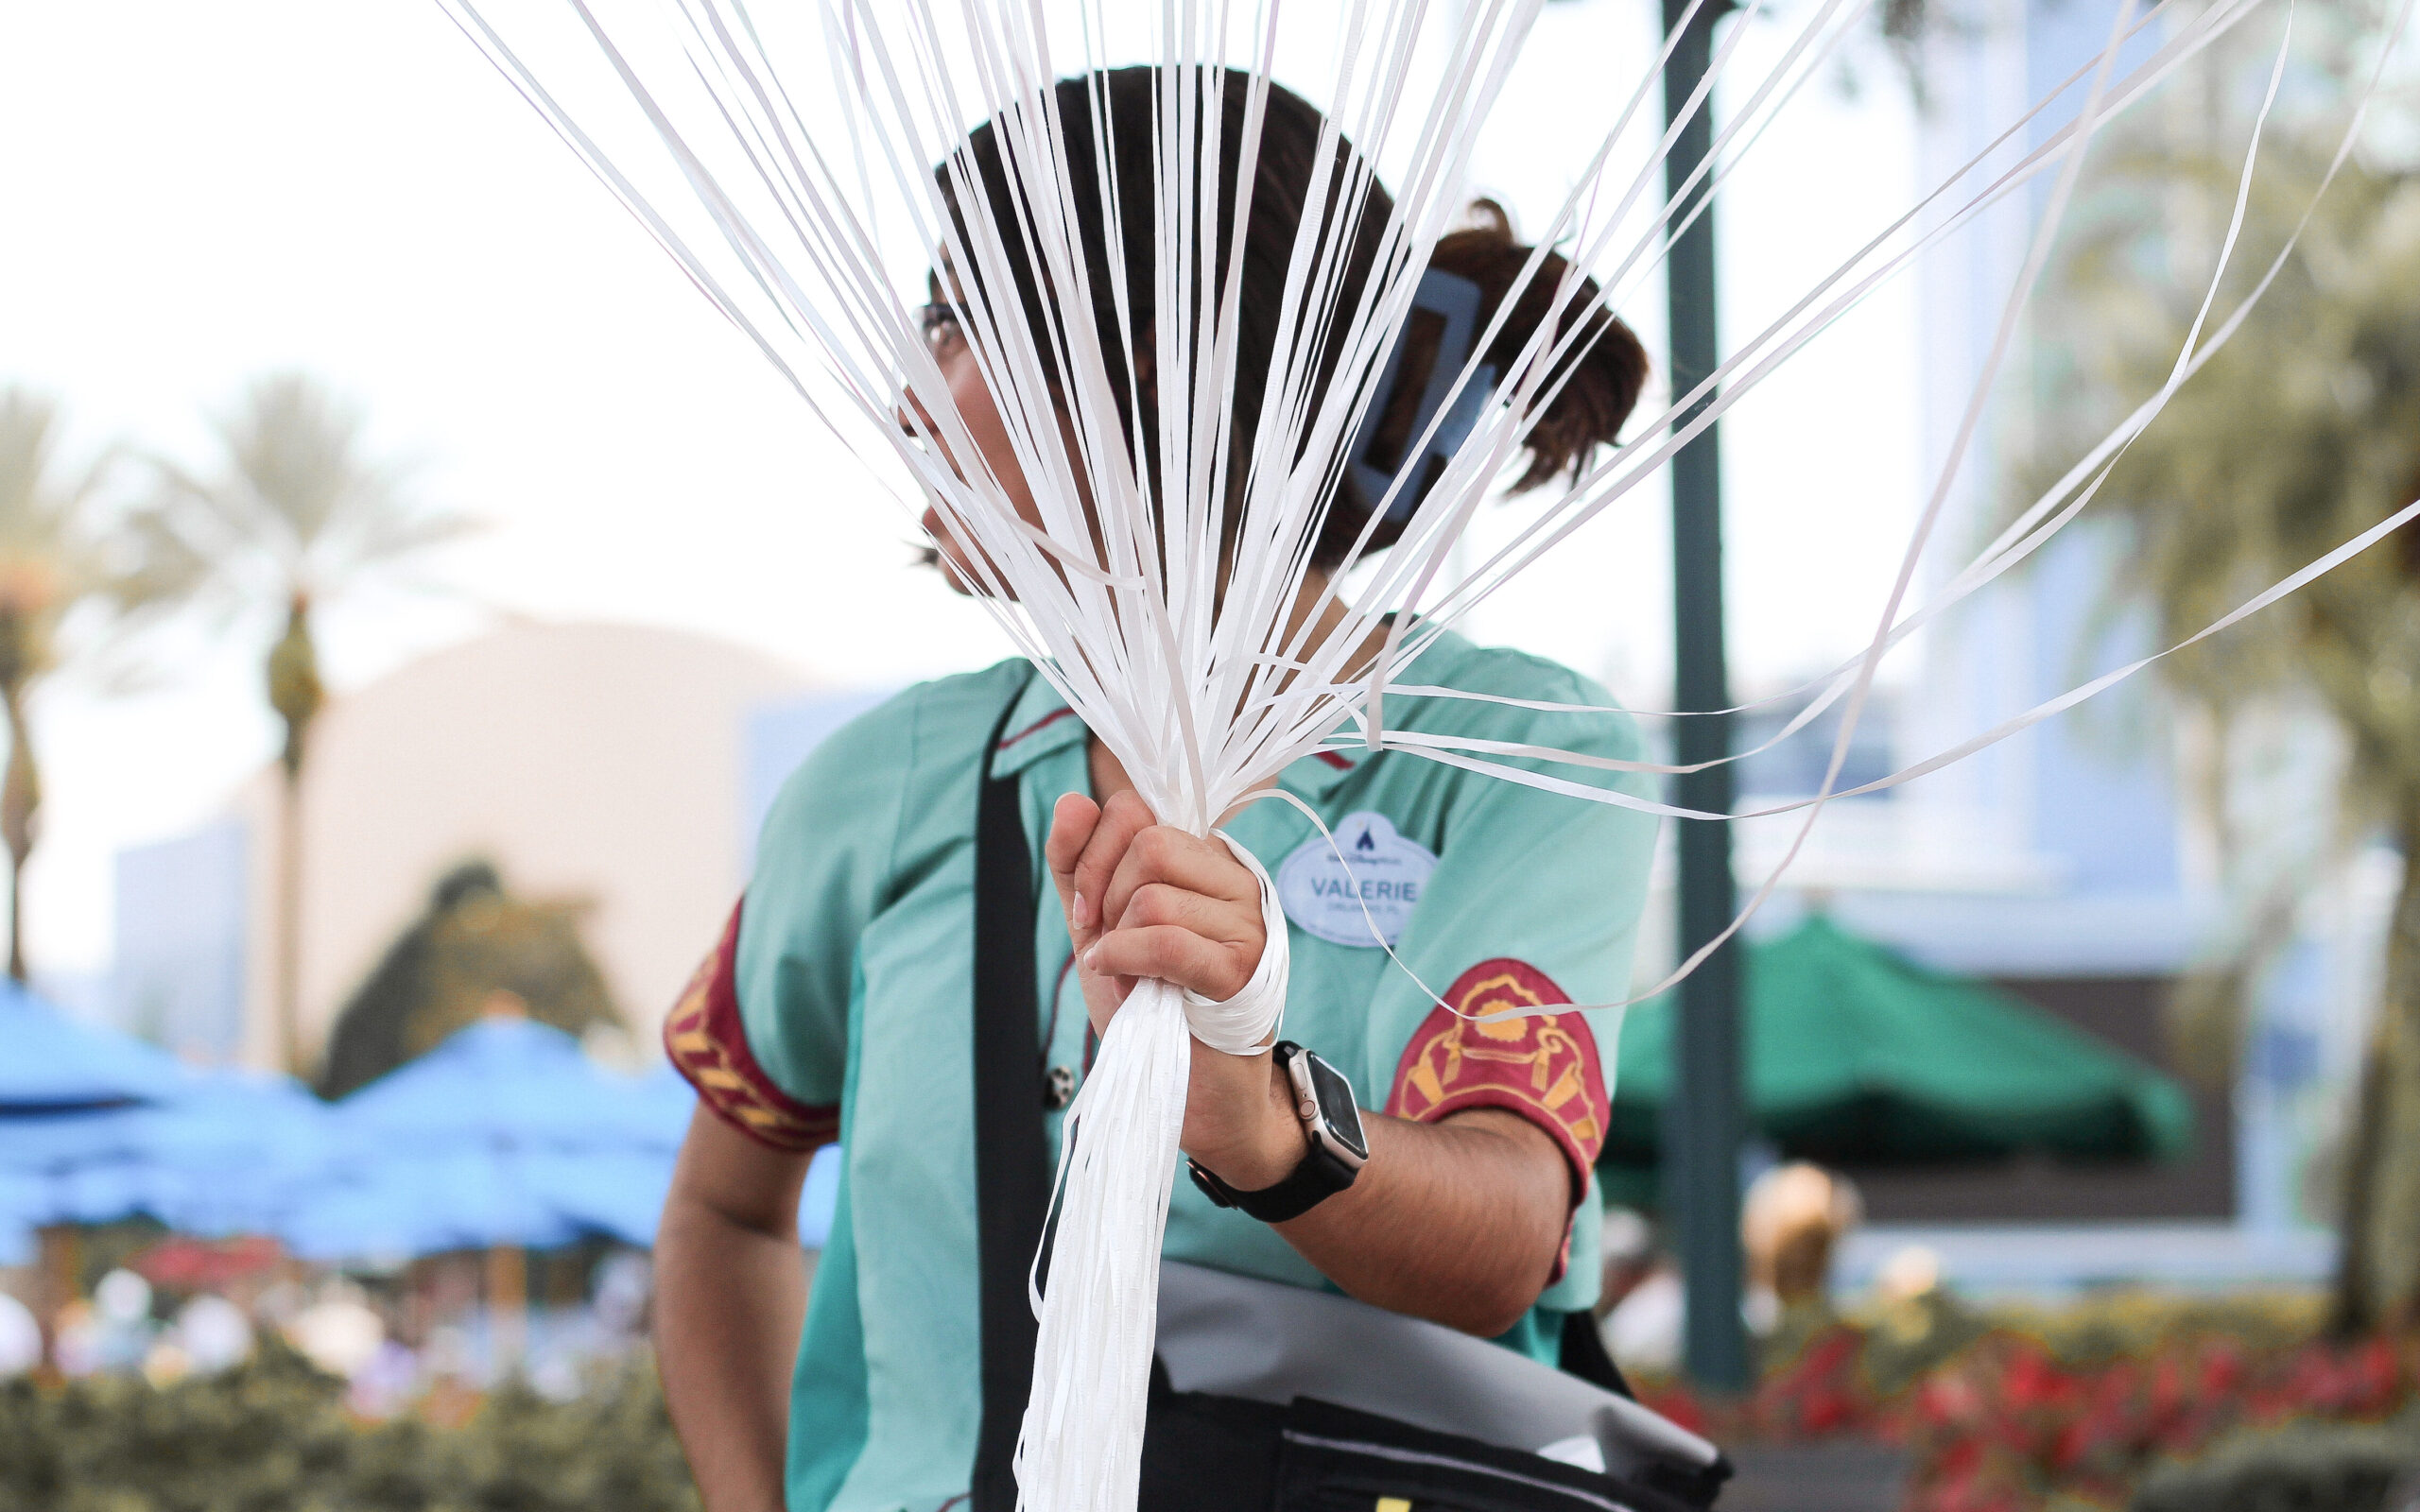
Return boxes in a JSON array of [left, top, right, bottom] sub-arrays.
[[2131, 1418, 2419, 1512], [0, 1337, 357, 1512], [404, 1371, 702, 1512], [1989, 1291, 2331, 1370], [0, 1337, 701, 1512]]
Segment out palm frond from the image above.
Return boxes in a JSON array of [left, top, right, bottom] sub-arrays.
[[0, 387, 129, 684], [117, 371, 472, 635]]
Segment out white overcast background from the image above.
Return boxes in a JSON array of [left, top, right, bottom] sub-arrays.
[[0, 0, 1921, 986]]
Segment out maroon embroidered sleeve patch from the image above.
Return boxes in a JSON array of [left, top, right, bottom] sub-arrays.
[[662, 902, 839, 1153], [1384, 958, 1609, 1200]]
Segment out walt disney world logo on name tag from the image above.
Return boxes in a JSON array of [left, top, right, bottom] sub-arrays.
[[1275, 812, 1439, 948]]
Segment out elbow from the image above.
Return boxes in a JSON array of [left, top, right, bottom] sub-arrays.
[[1418, 1250, 1553, 1338], [1340, 1259, 1544, 1338], [1432, 1286, 1529, 1335], [1443, 1196, 1568, 1336]]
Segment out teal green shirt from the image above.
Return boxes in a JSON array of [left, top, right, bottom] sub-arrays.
[[732, 629, 1655, 1512]]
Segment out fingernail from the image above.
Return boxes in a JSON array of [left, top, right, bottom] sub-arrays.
[[1073, 892, 1091, 927], [1081, 945, 1099, 972]]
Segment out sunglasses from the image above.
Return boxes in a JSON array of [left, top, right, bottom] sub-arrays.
[[915, 301, 967, 356]]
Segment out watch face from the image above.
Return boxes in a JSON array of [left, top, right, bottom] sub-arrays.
[[1303, 1053, 1369, 1162]]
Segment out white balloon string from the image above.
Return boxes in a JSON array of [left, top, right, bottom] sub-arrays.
[[1180, 833, 1291, 1056]]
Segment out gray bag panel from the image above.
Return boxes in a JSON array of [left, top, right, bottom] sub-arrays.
[[1155, 1261, 1720, 1481]]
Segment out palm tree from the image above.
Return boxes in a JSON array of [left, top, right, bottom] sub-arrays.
[[0, 390, 110, 984], [116, 373, 470, 1075], [2025, 41, 2420, 1330]]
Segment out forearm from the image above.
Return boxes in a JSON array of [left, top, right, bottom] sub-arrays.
[[1200, 1061, 1572, 1336], [653, 1118, 813, 1512], [656, 1199, 807, 1512]]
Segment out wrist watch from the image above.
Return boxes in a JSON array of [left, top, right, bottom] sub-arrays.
[[1185, 1041, 1369, 1223]]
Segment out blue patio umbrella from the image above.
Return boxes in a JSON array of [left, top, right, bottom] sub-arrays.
[[0, 1175, 37, 1264], [0, 1069, 342, 1235], [519, 1147, 679, 1246], [332, 1019, 681, 1151], [282, 1148, 588, 1258], [281, 1019, 687, 1261], [800, 1143, 839, 1248], [627, 1065, 836, 1246], [282, 1144, 682, 1259], [0, 982, 184, 1112], [632, 1062, 703, 1144]]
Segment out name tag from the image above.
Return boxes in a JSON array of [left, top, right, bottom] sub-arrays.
[[1275, 812, 1439, 949]]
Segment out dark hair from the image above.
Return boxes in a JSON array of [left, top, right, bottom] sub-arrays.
[[939, 68, 1649, 571]]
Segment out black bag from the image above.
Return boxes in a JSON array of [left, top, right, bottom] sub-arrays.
[[1137, 1387, 1721, 1512], [969, 679, 1728, 1512]]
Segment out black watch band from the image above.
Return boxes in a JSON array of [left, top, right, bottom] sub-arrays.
[[1184, 1042, 1365, 1224], [1186, 1141, 1357, 1224]]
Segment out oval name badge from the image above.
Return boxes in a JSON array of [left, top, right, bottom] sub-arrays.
[[1275, 811, 1439, 949]]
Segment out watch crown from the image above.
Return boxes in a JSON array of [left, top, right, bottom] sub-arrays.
[[1299, 1100, 1318, 1121]]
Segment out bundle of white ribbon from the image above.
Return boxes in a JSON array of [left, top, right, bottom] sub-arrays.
[[1180, 838, 1293, 1058], [1019, 836, 1288, 1511]]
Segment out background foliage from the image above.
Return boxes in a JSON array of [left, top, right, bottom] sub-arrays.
[[3, 1290, 2410, 1512], [1638, 1290, 2411, 1512], [2133, 1416, 2420, 1512], [0, 1337, 699, 1512], [2022, 9, 2420, 1331]]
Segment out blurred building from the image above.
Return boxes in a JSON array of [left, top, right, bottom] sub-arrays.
[[112, 820, 249, 1063], [108, 621, 892, 1075], [1735, 0, 2360, 1291]]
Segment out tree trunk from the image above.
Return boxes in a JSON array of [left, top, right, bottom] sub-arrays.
[[2331, 799, 2420, 1334], [487, 1243, 527, 1374], [33, 1224, 78, 1383], [266, 594, 322, 1075], [275, 765, 304, 1076], [0, 679, 38, 985], [5, 854, 21, 985]]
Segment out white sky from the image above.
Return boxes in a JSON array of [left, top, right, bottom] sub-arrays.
[[0, 0, 1923, 982]]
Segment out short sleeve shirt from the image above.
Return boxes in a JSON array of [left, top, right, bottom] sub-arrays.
[[662, 627, 1658, 1512]]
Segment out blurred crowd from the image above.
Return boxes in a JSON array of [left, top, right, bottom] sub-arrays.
[[0, 1232, 661, 1416], [1600, 1160, 1889, 1370]]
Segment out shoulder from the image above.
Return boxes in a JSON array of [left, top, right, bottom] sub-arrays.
[[1391, 631, 1645, 765], [804, 659, 1030, 768], [758, 659, 1031, 847]]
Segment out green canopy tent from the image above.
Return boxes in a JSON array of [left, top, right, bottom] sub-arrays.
[[1601, 915, 2193, 1196]]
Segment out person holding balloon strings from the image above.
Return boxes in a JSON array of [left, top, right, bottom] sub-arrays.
[[654, 67, 1665, 1512]]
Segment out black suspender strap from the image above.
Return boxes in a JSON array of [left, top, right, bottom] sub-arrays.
[[971, 675, 1050, 1512], [1557, 1305, 1635, 1400]]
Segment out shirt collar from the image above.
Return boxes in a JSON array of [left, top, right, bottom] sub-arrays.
[[993, 627, 1464, 792], [1279, 741, 1364, 798], [989, 671, 1088, 777], [1281, 626, 1461, 798]]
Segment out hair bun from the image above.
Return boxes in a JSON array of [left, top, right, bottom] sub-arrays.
[[1429, 202, 1649, 492], [1314, 200, 1649, 565]]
